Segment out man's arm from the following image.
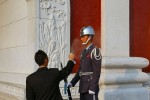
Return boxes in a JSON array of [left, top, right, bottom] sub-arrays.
[[70, 71, 80, 87], [59, 53, 75, 81]]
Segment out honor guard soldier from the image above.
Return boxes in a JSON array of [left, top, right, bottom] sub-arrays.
[[68, 26, 102, 100]]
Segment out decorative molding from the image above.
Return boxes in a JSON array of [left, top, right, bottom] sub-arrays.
[[0, 81, 25, 100], [100, 57, 150, 85], [102, 57, 149, 69]]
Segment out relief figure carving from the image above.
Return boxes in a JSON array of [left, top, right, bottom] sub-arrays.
[[39, 19, 67, 69]]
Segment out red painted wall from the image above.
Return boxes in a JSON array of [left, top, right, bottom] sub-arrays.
[[70, 0, 101, 73], [130, 0, 150, 72]]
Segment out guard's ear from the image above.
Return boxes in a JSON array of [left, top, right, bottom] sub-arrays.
[[89, 36, 92, 39]]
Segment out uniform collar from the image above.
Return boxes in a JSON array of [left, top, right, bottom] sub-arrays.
[[86, 43, 93, 51]]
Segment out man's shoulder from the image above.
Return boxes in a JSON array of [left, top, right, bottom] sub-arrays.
[[27, 72, 36, 80], [26, 68, 60, 81]]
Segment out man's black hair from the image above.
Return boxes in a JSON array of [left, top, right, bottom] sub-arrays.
[[34, 50, 48, 66]]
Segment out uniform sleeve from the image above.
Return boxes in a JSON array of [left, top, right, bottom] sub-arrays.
[[59, 60, 75, 81], [89, 48, 102, 92], [26, 77, 35, 100]]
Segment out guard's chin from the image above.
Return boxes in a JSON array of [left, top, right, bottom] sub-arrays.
[[82, 43, 86, 45]]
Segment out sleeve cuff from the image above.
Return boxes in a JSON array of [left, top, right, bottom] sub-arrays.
[[70, 60, 76, 64]]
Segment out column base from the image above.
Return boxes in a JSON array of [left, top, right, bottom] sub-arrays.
[[99, 87, 149, 100]]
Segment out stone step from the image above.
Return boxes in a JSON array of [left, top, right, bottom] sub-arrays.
[[0, 92, 19, 100], [0, 92, 79, 100]]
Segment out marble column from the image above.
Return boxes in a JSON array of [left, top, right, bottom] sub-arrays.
[[100, 0, 150, 100]]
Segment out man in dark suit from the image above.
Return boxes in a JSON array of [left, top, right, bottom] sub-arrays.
[[26, 50, 75, 100], [68, 26, 102, 100]]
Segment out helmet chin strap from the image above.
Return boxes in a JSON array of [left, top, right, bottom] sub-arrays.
[[82, 36, 91, 45]]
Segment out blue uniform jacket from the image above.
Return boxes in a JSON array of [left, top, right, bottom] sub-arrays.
[[71, 44, 102, 93]]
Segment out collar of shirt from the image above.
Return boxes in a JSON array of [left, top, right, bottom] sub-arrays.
[[37, 67, 48, 72], [40, 66, 46, 68]]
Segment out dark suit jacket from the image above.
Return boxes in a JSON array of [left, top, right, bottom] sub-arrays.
[[26, 60, 74, 100], [71, 44, 101, 93]]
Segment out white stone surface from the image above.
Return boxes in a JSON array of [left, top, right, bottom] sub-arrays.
[[0, 72, 28, 85], [39, 0, 71, 69], [0, 44, 35, 73], [0, 0, 27, 27], [26, 0, 39, 19], [0, 0, 6, 4], [101, 0, 129, 57], [100, 0, 150, 100], [26, 0, 40, 51], [0, 0, 37, 84], [100, 57, 150, 84], [100, 72, 149, 85], [0, 81, 25, 100], [0, 18, 28, 49], [99, 87, 149, 100], [0, 92, 18, 100], [102, 57, 149, 69], [99, 57, 150, 100]]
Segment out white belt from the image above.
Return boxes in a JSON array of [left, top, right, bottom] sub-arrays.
[[79, 72, 93, 76]]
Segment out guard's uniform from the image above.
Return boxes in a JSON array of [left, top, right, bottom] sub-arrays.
[[70, 44, 102, 100]]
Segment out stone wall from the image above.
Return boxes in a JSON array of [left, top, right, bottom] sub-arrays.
[[0, 0, 36, 85]]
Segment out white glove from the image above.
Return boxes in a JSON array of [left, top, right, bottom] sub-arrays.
[[89, 90, 95, 95], [67, 83, 72, 88]]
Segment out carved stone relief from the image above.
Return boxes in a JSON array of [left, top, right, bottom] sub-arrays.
[[39, 0, 75, 98], [39, 0, 69, 69], [40, 0, 67, 20], [60, 86, 79, 99]]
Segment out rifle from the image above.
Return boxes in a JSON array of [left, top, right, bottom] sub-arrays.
[[60, 63, 72, 100]]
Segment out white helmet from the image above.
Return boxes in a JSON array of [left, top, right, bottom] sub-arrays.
[[80, 26, 95, 37]]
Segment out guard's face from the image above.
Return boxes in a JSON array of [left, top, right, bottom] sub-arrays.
[[80, 35, 89, 44]]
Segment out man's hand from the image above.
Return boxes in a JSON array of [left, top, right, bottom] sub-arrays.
[[67, 83, 72, 88], [89, 90, 95, 95], [69, 53, 75, 61]]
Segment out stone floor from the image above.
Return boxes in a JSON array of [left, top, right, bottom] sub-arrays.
[[0, 91, 79, 100], [0, 92, 19, 100]]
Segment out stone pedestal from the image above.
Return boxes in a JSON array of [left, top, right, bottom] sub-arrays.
[[99, 57, 150, 100], [100, 0, 150, 100]]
